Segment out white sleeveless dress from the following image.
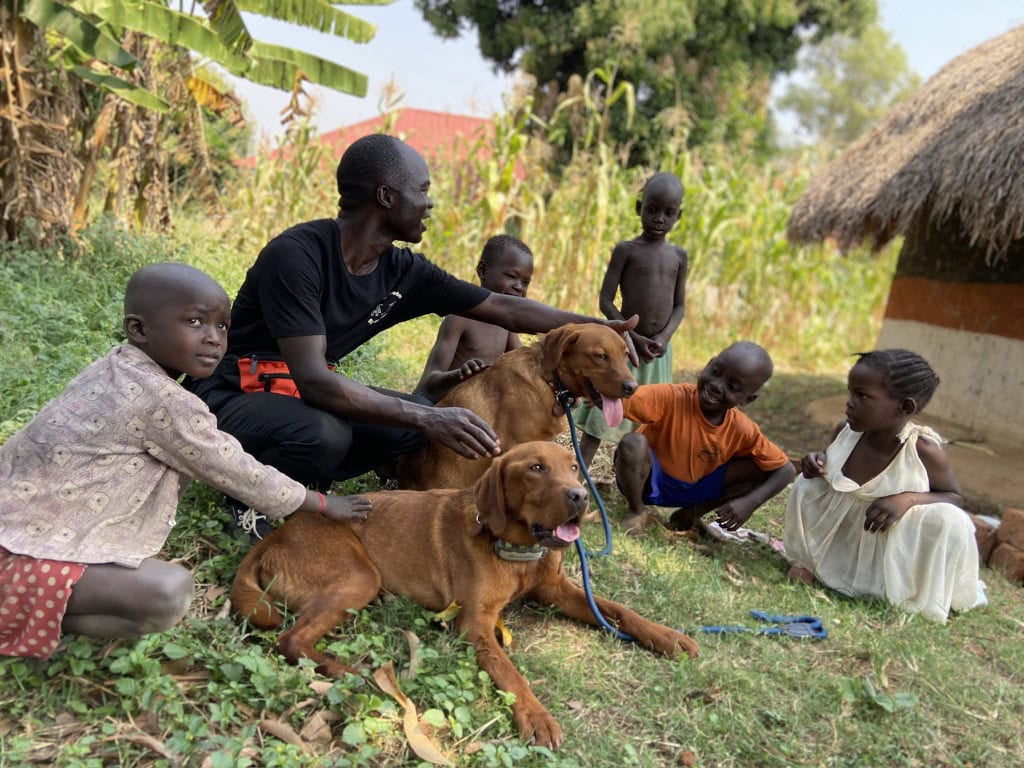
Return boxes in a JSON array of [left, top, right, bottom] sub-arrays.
[[784, 422, 984, 623]]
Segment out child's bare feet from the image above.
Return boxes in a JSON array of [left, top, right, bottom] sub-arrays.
[[787, 565, 818, 586], [622, 511, 648, 537]]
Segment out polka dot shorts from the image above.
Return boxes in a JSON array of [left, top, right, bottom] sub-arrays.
[[0, 546, 86, 659]]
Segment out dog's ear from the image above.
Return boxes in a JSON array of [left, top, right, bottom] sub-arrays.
[[540, 324, 580, 379], [474, 456, 508, 536]]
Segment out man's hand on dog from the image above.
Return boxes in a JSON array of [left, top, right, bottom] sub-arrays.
[[605, 314, 641, 367], [420, 406, 501, 459]]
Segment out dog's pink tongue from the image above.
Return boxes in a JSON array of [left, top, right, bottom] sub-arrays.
[[555, 522, 581, 543], [602, 397, 624, 427]]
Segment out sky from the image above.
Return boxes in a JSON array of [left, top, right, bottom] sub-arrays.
[[231, 1, 1024, 141]]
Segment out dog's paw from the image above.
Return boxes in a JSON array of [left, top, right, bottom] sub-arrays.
[[517, 708, 563, 749], [672, 630, 700, 659], [643, 625, 700, 659]]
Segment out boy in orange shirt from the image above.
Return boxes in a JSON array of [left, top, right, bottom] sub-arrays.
[[614, 341, 795, 535]]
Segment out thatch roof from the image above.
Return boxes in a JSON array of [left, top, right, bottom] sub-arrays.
[[787, 24, 1024, 260]]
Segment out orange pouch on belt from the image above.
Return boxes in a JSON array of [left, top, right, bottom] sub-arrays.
[[237, 357, 334, 398]]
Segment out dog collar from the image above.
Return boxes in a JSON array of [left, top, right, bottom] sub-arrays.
[[548, 375, 576, 408], [493, 539, 548, 562]]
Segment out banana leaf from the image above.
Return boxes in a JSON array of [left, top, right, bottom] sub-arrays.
[[238, 0, 378, 44], [22, 0, 137, 68], [73, 0, 249, 74], [70, 64, 169, 110], [201, 0, 252, 56], [248, 40, 367, 96]]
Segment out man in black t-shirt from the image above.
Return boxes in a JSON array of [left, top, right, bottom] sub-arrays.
[[190, 134, 638, 541]]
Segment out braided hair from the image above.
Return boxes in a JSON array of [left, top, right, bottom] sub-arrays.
[[478, 234, 533, 272], [336, 134, 410, 213], [855, 349, 940, 410]]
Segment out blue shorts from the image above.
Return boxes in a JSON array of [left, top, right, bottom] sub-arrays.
[[617, 449, 728, 507]]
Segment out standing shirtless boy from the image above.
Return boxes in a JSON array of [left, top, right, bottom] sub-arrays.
[[415, 235, 534, 402], [576, 172, 688, 466]]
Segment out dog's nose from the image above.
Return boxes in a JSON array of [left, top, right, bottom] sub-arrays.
[[565, 487, 589, 510], [622, 379, 638, 397]]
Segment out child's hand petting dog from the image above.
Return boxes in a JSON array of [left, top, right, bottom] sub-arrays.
[[323, 494, 372, 522], [458, 358, 491, 381]]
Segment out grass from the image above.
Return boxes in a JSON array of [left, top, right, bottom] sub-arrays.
[[1, 199, 1021, 764], [3, 398, 1022, 766]]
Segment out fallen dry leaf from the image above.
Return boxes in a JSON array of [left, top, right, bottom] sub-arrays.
[[299, 711, 333, 747], [258, 718, 311, 754], [433, 601, 462, 625], [107, 730, 178, 765], [374, 662, 454, 766], [309, 680, 334, 696], [495, 618, 513, 648], [215, 598, 232, 620]]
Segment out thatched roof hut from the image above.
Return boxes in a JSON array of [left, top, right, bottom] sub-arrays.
[[787, 24, 1024, 448], [787, 24, 1024, 261]]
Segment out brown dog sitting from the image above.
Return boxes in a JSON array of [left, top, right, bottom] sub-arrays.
[[232, 441, 698, 748], [397, 322, 638, 490]]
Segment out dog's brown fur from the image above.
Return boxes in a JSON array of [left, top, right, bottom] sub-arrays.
[[397, 322, 637, 490], [232, 441, 698, 748]]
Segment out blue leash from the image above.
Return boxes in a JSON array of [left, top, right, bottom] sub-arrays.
[[555, 385, 634, 642], [555, 387, 613, 558], [698, 610, 828, 640]]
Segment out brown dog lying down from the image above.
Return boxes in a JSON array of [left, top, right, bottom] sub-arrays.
[[397, 322, 638, 490], [232, 441, 698, 748]]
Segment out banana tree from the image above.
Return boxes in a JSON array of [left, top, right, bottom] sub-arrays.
[[1, 0, 391, 244]]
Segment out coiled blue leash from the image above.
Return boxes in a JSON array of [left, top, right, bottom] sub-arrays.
[[554, 384, 634, 642]]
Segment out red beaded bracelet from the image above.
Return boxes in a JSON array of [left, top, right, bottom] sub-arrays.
[[315, 492, 327, 515]]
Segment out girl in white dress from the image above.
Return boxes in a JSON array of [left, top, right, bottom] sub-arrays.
[[785, 349, 985, 623]]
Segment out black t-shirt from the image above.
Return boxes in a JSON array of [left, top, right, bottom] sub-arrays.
[[192, 218, 489, 398]]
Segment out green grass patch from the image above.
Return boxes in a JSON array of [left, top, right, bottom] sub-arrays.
[[0, 206, 1019, 765]]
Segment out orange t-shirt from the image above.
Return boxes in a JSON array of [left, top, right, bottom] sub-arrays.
[[622, 383, 790, 483]]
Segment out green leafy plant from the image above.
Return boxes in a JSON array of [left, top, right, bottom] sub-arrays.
[[839, 675, 919, 713]]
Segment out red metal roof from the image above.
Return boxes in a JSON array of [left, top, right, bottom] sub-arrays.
[[320, 108, 493, 161], [238, 108, 494, 168]]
